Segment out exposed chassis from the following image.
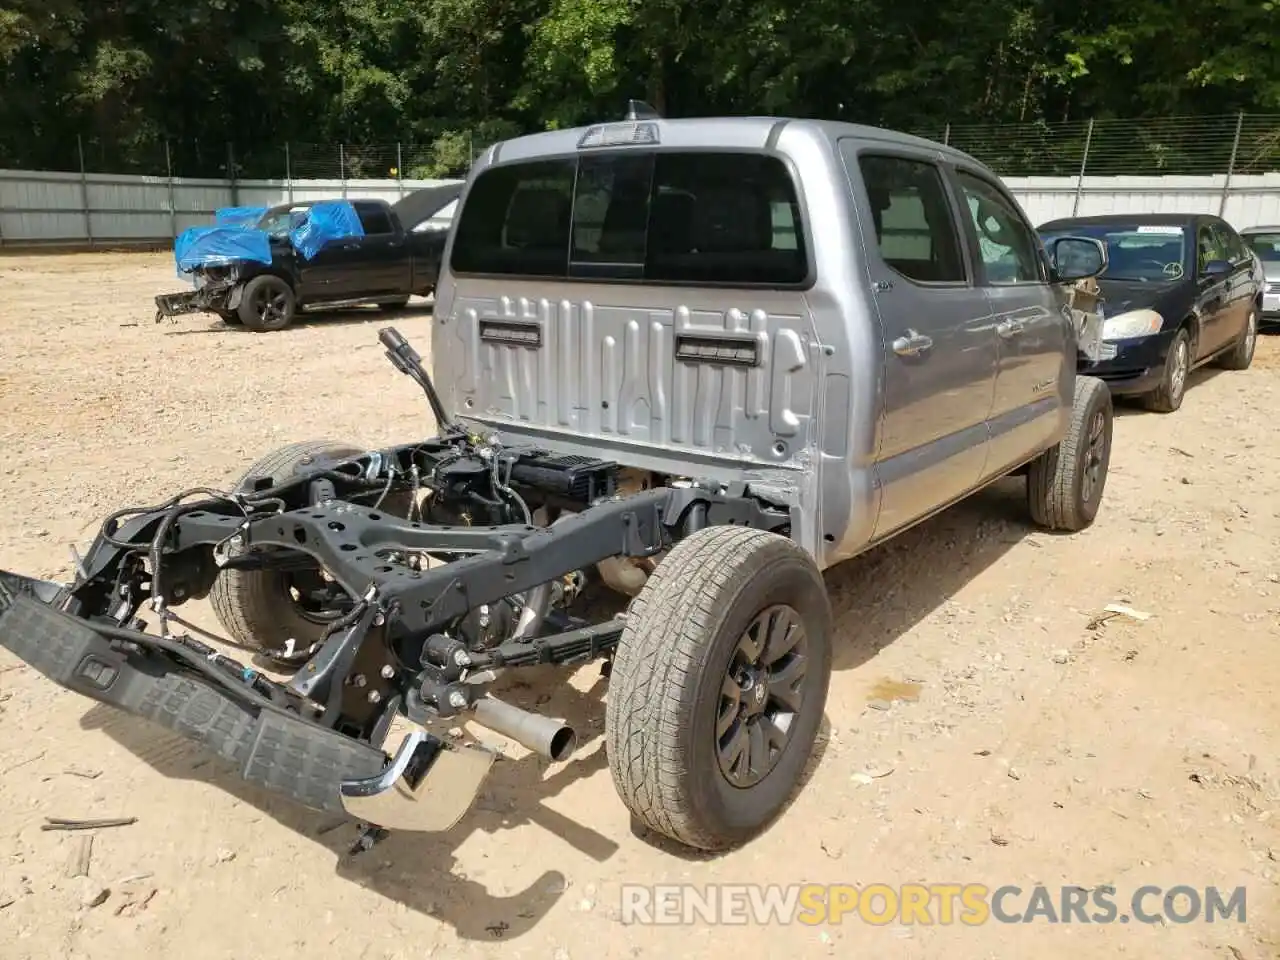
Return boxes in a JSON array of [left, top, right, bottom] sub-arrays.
[[0, 329, 792, 843]]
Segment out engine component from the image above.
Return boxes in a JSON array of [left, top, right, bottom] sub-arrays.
[[597, 555, 658, 597], [508, 451, 617, 502], [593, 468, 662, 596]]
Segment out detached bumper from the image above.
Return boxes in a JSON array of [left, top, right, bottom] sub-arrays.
[[0, 570, 492, 831], [1077, 330, 1174, 397], [154, 278, 241, 319], [154, 290, 209, 318]]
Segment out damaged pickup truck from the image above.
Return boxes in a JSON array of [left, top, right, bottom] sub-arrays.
[[1, 111, 1114, 856], [154, 185, 462, 331]]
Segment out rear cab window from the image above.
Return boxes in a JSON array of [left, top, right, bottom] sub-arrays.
[[449, 149, 809, 286]]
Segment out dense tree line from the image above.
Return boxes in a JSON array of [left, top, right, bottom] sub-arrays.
[[0, 0, 1276, 177]]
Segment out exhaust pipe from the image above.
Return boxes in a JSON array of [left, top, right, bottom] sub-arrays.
[[471, 695, 578, 762]]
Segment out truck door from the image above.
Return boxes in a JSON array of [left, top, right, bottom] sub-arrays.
[[349, 202, 412, 297], [949, 165, 1072, 479], [841, 146, 998, 540]]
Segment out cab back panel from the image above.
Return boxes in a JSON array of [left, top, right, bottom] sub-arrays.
[[443, 288, 818, 464]]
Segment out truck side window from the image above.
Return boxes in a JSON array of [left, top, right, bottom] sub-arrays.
[[856, 154, 965, 284], [954, 171, 1044, 284], [355, 204, 395, 236]]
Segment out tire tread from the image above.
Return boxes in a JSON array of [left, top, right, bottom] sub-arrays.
[[605, 526, 828, 850], [1027, 376, 1111, 532]]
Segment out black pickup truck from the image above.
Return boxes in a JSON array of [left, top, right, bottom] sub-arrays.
[[155, 184, 462, 332]]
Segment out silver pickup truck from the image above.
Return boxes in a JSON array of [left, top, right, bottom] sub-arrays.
[[0, 106, 1112, 859]]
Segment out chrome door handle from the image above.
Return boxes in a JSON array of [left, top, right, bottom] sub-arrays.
[[892, 330, 934, 357], [996, 317, 1025, 338]]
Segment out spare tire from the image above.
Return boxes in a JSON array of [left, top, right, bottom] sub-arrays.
[[209, 440, 365, 665]]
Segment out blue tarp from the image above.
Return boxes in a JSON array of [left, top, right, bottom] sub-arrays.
[[214, 205, 268, 227], [289, 199, 365, 260], [172, 199, 363, 272], [175, 224, 274, 273]]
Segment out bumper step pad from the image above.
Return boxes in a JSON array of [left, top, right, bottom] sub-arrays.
[[0, 591, 387, 816]]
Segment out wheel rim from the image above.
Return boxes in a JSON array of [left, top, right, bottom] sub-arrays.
[[1081, 409, 1108, 505], [715, 604, 809, 789], [254, 285, 289, 325], [1245, 311, 1258, 359], [1169, 338, 1188, 400]]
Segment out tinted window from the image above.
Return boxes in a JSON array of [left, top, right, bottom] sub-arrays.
[[855, 154, 965, 283], [571, 153, 652, 276], [647, 153, 806, 284], [449, 159, 576, 278], [354, 204, 395, 235], [449, 151, 807, 285], [954, 171, 1044, 284]]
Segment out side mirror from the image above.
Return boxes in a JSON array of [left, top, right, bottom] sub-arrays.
[[1049, 236, 1107, 282], [1201, 259, 1231, 280]]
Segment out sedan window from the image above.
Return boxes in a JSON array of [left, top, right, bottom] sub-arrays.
[[1039, 224, 1187, 282], [1245, 233, 1280, 262]]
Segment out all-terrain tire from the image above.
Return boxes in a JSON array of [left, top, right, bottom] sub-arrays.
[[1142, 326, 1191, 413], [1217, 306, 1258, 371], [1026, 375, 1113, 532], [605, 526, 833, 852], [238, 274, 297, 331], [209, 439, 365, 664]]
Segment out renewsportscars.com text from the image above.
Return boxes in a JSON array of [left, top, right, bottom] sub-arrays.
[[619, 883, 1247, 926]]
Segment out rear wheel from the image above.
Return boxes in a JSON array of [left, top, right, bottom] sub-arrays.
[[1026, 375, 1113, 532], [238, 275, 296, 331], [605, 526, 832, 851], [209, 440, 366, 665], [1218, 306, 1258, 371]]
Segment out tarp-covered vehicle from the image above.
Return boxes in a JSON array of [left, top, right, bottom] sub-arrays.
[[155, 187, 463, 331]]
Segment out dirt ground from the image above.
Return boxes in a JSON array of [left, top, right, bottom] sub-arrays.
[[1, 251, 1278, 960]]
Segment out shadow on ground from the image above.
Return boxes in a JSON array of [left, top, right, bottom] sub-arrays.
[[1112, 365, 1225, 417], [81, 665, 613, 942], [81, 472, 1043, 926], [157, 301, 433, 336], [822, 475, 1036, 672]]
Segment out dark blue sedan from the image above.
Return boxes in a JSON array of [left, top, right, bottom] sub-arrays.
[[1038, 213, 1261, 413]]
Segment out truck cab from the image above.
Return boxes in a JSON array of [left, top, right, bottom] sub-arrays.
[[432, 113, 1111, 565]]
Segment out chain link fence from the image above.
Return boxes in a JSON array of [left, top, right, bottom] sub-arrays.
[[5, 113, 1280, 182], [911, 113, 1280, 178], [4, 114, 1280, 246]]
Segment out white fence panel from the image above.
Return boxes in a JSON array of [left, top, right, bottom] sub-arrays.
[[0, 171, 462, 245], [1006, 174, 1280, 230], [5, 165, 1280, 246]]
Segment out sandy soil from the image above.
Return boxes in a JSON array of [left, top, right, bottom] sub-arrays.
[[0, 251, 1278, 960]]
